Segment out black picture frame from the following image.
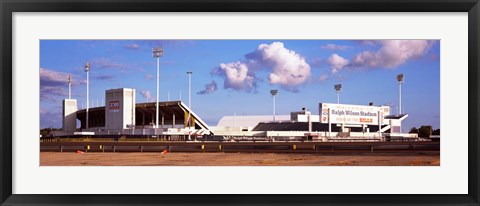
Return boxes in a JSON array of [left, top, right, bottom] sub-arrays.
[[1, 0, 479, 205]]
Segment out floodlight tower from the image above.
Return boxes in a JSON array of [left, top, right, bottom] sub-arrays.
[[153, 47, 163, 129], [270, 90, 278, 122], [186, 71, 193, 141], [67, 75, 71, 99], [187, 71, 192, 109], [397, 74, 404, 114], [334, 84, 342, 104], [84, 62, 90, 130]]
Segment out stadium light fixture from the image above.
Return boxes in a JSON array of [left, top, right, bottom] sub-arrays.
[[84, 62, 90, 130], [334, 84, 342, 104], [270, 90, 278, 122], [152, 47, 163, 129], [397, 74, 405, 133], [397, 74, 404, 114]]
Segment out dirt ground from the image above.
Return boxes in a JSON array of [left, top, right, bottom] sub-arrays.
[[40, 152, 440, 166]]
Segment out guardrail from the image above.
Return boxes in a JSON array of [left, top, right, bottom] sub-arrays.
[[40, 136, 189, 143], [40, 141, 439, 153]]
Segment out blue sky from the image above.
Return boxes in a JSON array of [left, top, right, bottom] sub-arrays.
[[40, 40, 440, 130]]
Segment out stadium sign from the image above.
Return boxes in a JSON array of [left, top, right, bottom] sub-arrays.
[[319, 103, 390, 125], [109, 101, 120, 112]]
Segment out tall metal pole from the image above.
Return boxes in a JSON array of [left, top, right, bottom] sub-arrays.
[[187, 72, 192, 109], [273, 95, 276, 122], [397, 74, 404, 115], [86, 70, 89, 129], [337, 92, 340, 104], [153, 47, 163, 130], [396, 74, 404, 133], [85, 62, 90, 130], [399, 83, 402, 114], [156, 57, 159, 129], [187, 71, 192, 141], [68, 75, 71, 99], [270, 90, 278, 122]]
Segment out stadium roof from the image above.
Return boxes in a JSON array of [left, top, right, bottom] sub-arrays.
[[217, 115, 290, 127], [76, 101, 211, 132]]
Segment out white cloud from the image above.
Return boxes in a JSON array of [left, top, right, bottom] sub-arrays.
[[213, 42, 311, 93], [197, 80, 218, 95], [318, 74, 329, 81], [144, 74, 154, 80], [92, 58, 128, 70], [140, 90, 153, 102], [351, 40, 435, 69], [254, 42, 311, 90], [40, 68, 83, 102], [124, 44, 140, 50], [325, 40, 437, 74], [88, 58, 145, 73], [321, 43, 352, 51], [40, 86, 66, 101], [327, 53, 350, 73], [214, 61, 256, 92], [40, 68, 71, 86]]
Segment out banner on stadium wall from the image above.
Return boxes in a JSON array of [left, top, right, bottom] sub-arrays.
[[319, 103, 390, 125], [109, 101, 120, 112]]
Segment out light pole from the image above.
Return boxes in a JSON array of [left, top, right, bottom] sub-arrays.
[[84, 62, 90, 130], [270, 90, 278, 122], [187, 72, 192, 109], [397, 74, 404, 115], [67, 75, 71, 99], [334, 84, 342, 104], [152, 47, 163, 129], [187, 71, 192, 141]]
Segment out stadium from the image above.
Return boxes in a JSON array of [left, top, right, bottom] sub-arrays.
[[52, 86, 414, 142]]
